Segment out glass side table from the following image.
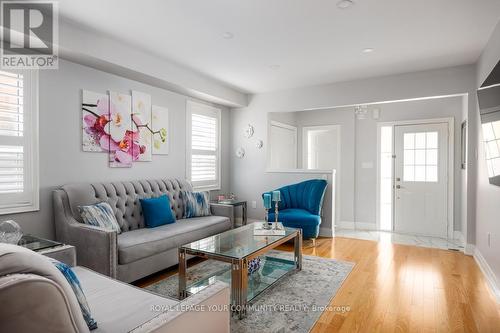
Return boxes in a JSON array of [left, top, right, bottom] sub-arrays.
[[17, 235, 76, 266], [210, 200, 247, 227]]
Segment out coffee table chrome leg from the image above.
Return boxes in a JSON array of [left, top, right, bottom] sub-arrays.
[[239, 258, 248, 319], [242, 202, 247, 226], [178, 248, 187, 299], [295, 230, 303, 270], [231, 258, 248, 319]]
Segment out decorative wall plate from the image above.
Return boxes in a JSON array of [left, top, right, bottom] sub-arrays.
[[244, 124, 254, 138], [235, 147, 245, 158], [255, 139, 263, 149]]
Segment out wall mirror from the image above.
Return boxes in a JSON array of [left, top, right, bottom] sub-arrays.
[[267, 111, 340, 171], [478, 60, 500, 186]]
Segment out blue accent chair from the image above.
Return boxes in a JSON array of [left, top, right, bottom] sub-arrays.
[[263, 179, 328, 239]]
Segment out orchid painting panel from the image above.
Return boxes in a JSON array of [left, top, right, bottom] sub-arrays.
[[108, 91, 133, 168], [152, 105, 169, 155], [132, 91, 152, 161], [82, 90, 108, 152]]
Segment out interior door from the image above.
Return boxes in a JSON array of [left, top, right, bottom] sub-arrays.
[[394, 123, 449, 237]]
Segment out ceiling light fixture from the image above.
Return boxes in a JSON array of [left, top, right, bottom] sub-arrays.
[[362, 48, 374, 53], [222, 32, 234, 39], [337, 0, 354, 9]]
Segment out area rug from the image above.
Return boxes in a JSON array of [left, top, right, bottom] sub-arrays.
[[144, 251, 354, 333]]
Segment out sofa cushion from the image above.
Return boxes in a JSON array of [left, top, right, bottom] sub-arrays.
[[49, 258, 98, 330], [117, 216, 231, 264], [73, 266, 178, 333], [180, 191, 211, 218], [140, 195, 176, 228], [78, 201, 121, 234]]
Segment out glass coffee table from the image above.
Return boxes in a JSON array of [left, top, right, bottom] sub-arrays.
[[178, 223, 302, 319]]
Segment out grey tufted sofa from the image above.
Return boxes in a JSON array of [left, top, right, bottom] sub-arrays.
[[53, 179, 233, 282]]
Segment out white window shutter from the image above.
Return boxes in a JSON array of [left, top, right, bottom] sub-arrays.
[[0, 69, 39, 214], [187, 101, 221, 190]]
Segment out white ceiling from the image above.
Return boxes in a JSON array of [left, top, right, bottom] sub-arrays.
[[58, 0, 500, 94]]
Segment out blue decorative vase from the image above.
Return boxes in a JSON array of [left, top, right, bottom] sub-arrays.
[[247, 257, 261, 275]]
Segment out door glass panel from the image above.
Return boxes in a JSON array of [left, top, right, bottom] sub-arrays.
[[403, 131, 439, 182], [404, 133, 414, 149], [415, 149, 425, 165], [415, 133, 426, 149], [426, 132, 438, 149], [426, 149, 438, 165], [415, 166, 425, 181], [404, 149, 414, 165]]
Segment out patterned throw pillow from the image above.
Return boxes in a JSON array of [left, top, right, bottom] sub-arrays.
[[78, 202, 121, 234], [180, 191, 211, 218], [48, 258, 98, 330]]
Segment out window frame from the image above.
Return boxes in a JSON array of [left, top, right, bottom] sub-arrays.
[[186, 100, 221, 191], [0, 69, 39, 215]]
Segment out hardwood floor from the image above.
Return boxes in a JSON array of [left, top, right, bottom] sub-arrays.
[[136, 236, 500, 333]]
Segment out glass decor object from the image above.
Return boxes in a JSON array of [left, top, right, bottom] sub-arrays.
[[0, 220, 23, 244], [247, 257, 261, 275]]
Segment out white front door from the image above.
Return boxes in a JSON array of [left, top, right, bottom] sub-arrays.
[[394, 123, 449, 237]]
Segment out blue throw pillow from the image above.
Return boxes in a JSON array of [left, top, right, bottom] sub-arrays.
[[48, 258, 98, 330], [78, 202, 121, 234], [180, 191, 211, 218], [140, 195, 176, 228]]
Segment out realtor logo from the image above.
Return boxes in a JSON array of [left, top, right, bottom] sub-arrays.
[[1, 1, 58, 69]]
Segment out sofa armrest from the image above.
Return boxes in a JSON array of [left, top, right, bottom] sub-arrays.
[[210, 203, 235, 226], [53, 189, 118, 278], [131, 281, 230, 333], [66, 220, 118, 278], [0, 274, 89, 333]]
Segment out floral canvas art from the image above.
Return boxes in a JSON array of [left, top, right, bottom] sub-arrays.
[[132, 91, 152, 161], [82, 90, 108, 152], [152, 105, 169, 155], [108, 91, 133, 168], [82, 89, 169, 168]]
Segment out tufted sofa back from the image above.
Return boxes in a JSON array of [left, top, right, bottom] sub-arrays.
[[61, 179, 192, 232]]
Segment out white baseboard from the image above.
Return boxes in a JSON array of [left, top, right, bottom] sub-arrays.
[[336, 221, 377, 231], [319, 227, 334, 238], [464, 243, 475, 256], [473, 246, 500, 303]]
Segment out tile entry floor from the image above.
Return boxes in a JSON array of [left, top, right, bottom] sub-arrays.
[[334, 228, 464, 251]]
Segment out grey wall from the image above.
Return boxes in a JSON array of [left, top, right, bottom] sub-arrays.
[[353, 97, 463, 230], [263, 97, 463, 230], [231, 65, 476, 239], [475, 21, 500, 286], [2, 60, 231, 239]]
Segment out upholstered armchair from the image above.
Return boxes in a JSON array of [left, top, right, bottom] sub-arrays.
[[263, 179, 328, 239]]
